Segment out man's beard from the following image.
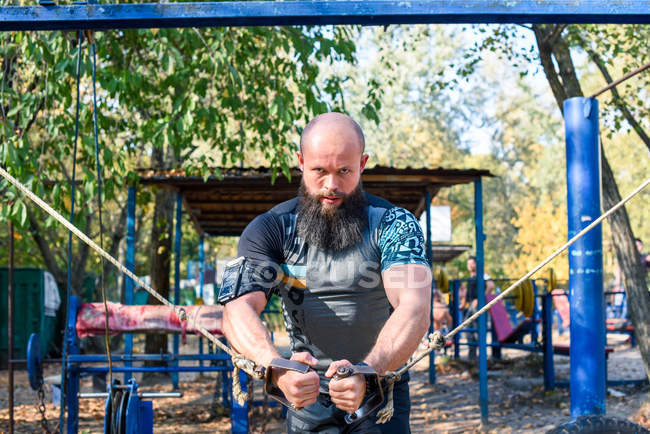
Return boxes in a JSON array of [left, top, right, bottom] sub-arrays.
[[296, 181, 368, 252]]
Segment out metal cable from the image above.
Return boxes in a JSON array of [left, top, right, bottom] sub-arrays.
[[59, 31, 83, 432], [389, 177, 650, 380], [89, 34, 114, 394]]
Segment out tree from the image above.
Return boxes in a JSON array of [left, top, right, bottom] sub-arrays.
[[1, 25, 380, 365], [457, 23, 650, 378]]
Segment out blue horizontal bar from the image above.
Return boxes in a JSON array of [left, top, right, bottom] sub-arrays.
[[555, 379, 648, 388], [1, 1, 649, 31], [67, 354, 230, 363], [76, 366, 231, 373]]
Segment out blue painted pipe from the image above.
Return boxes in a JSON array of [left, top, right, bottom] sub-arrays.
[[173, 193, 183, 389], [474, 179, 488, 425], [564, 97, 605, 416], [78, 366, 231, 374], [124, 185, 136, 383]]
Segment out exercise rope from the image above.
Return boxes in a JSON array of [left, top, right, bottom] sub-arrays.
[[0, 165, 262, 404], [373, 177, 650, 423], [1, 161, 646, 418]]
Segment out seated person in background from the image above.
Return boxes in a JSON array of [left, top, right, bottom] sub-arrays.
[[464, 255, 495, 360], [432, 289, 452, 332]]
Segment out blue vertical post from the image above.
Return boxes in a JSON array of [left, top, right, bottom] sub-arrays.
[[198, 235, 205, 367], [124, 185, 136, 383], [542, 293, 555, 391], [231, 370, 249, 433], [173, 193, 183, 390], [564, 97, 605, 416], [474, 178, 488, 426], [452, 280, 460, 360], [424, 190, 435, 384]]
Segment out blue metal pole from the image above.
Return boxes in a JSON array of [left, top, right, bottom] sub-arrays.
[[542, 293, 555, 391], [231, 369, 248, 433], [124, 185, 136, 383], [198, 235, 205, 367], [424, 190, 435, 384], [564, 97, 605, 416], [452, 280, 460, 360], [474, 178, 488, 426], [2, 1, 650, 31], [173, 193, 182, 390]]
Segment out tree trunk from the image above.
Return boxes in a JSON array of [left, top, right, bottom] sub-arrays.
[[600, 151, 650, 380], [144, 146, 175, 370], [533, 24, 650, 379]]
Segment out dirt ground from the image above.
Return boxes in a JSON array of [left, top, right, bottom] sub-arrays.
[[1, 332, 648, 433]]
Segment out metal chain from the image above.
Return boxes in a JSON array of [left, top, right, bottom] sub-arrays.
[[37, 379, 58, 434]]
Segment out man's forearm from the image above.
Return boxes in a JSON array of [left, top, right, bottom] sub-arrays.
[[363, 303, 430, 374], [222, 297, 281, 367]]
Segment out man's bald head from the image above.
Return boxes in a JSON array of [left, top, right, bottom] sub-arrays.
[[299, 112, 365, 153]]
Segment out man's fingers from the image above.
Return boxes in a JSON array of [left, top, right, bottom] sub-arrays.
[[290, 351, 319, 367], [325, 359, 351, 377], [328, 376, 354, 393]]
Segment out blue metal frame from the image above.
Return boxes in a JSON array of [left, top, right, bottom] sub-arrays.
[[63, 296, 247, 432], [1, 1, 650, 31], [564, 97, 605, 417], [124, 185, 136, 383], [473, 179, 488, 426], [173, 193, 183, 389], [424, 190, 435, 384], [198, 236, 205, 367]]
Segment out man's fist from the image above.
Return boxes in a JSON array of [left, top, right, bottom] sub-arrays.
[[326, 360, 366, 413], [272, 352, 320, 409]]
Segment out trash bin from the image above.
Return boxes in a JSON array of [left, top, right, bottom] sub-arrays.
[[0, 267, 62, 367]]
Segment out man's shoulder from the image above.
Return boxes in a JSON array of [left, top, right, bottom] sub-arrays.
[[365, 192, 395, 212], [242, 198, 297, 238], [268, 197, 299, 217]]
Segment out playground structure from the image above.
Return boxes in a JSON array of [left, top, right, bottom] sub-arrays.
[[429, 277, 645, 391], [2, 1, 650, 433]]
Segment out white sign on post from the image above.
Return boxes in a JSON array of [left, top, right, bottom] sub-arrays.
[[419, 205, 452, 242]]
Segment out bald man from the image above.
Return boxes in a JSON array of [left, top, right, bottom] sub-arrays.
[[220, 113, 432, 433]]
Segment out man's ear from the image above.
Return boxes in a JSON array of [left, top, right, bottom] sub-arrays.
[[359, 153, 369, 173], [297, 151, 304, 171]]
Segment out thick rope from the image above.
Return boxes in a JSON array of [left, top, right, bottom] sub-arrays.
[[3, 155, 646, 417], [375, 177, 649, 423], [0, 166, 264, 390]]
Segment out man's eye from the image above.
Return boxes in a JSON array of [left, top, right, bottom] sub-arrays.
[[340, 168, 350, 174], [314, 168, 323, 173]]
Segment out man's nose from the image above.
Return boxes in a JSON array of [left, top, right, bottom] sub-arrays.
[[323, 174, 339, 193]]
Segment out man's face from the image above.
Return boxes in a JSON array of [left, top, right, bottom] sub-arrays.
[[637, 240, 643, 253], [298, 120, 369, 213], [467, 258, 477, 274]]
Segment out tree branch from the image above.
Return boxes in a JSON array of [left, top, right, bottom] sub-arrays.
[[579, 41, 650, 151], [27, 207, 65, 287]]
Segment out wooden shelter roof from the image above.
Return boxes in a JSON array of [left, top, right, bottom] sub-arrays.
[[138, 166, 492, 237]]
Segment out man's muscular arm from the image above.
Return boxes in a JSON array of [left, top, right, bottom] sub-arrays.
[[363, 263, 432, 373], [222, 291, 279, 367], [223, 291, 320, 408]]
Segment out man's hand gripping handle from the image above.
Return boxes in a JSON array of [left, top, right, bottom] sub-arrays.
[[332, 365, 384, 424]]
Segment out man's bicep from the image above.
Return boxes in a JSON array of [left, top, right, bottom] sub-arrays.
[[224, 290, 268, 316], [382, 263, 432, 308]]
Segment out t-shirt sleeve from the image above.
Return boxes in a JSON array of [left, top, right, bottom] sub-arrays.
[[377, 207, 429, 273], [223, 213, 284, 302]]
